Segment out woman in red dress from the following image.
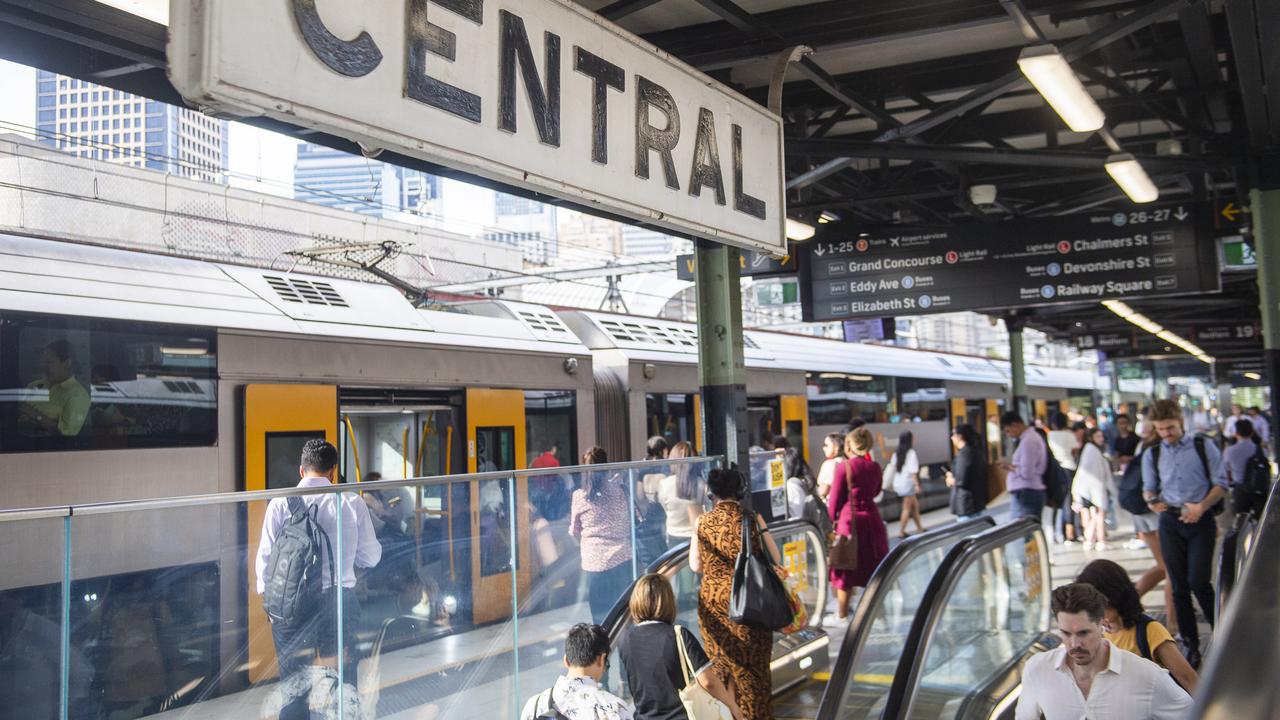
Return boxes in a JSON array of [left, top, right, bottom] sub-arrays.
[[827, 427, 891, 619]]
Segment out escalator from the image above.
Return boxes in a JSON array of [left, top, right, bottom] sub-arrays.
[[818, 517, 1057, 720]]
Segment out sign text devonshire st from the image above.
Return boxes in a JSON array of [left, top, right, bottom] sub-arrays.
[[168, 0, 786, 254], [801, 205, 1221, 321]]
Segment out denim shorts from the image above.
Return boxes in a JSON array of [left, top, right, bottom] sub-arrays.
[[1131, 511, 1159, 534]]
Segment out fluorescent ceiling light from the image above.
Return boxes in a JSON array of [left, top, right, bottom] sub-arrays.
[[786, 219, 816, 241], [1105, 153, 1159, 204], [1100, 301, 1211, 364], [1244, 372, 1262, 380], [1017, 45, 1106, 132]]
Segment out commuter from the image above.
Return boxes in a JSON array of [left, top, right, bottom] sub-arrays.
[[520, 623, 634, 720], [18, 339, 90, 437], [1246, 406, 1270, 445], [617, 574, 743, 720], [1111, 413, 1140, 467], [571, 447, 635, 624], [1072, 428, 1112, 550], [255, 439, 382, 720], [1142, 399, 1228, 669], [689, 468, 779, 720], [1046, 414, 1081, 543], [1127, 428, 1178, 638], [532, 443, 562, 469], [635, 438, 670, 569], [828, 428, 890, 619], [945, 423, 987, 520], [997, 413, 1047, 522], [1075, 560, 1198, 694], [1222, 419, 1262, 487], [782, 448, 831, 536], [1221, 403, 1245, 440], [885, 431, 924, 537], [1016, 583, 1191, 719], [658, 441, 703, 548], [772, 434, 790, 451], [815, 432, 845, 501]]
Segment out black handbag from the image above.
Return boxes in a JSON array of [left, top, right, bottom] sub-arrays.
[[729, 512, 792, 631]]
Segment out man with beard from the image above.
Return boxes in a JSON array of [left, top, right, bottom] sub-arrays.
[[1017, 583, 1191, 719]]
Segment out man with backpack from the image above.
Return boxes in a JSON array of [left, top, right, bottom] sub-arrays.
[[520, 623, 634, 720], [1141, 400, 1228, 670], [255, 439, 382, 720]]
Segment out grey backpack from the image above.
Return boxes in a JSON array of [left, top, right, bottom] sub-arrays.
[[264, 496, 334, 626]]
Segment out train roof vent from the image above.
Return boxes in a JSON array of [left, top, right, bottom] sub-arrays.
[[516, 308, 574, 338], [935, 357, 954, 367], [599, 318, 697, 349], [264, 275, 349, 308]]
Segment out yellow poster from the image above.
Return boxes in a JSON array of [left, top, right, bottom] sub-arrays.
[[783, 539, 808, 591], [769, 457, 787, 517]]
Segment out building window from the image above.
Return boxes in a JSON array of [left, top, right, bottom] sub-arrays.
[[0, 312, 218, 453]]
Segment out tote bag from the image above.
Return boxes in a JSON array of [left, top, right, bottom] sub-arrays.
[[729, 513, 793, 631], [674, 626, 733, 720]]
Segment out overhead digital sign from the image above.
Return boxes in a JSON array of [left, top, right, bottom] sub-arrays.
[[801, 204, 1220, 321]]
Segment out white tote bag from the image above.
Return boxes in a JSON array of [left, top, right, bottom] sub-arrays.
[[674, 626, 734, 720]]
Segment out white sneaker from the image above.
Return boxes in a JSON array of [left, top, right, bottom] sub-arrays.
[[1125, 537, 1147, 550], [1094, 542, 1109, 551]]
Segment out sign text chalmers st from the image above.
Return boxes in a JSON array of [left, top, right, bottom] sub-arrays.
[[291, 0, 767, 218]]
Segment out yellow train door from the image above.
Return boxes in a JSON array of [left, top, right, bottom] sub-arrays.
[[779, 394, 809, 463], [241, 384, 339, 684], [466, 388, 529, 624]]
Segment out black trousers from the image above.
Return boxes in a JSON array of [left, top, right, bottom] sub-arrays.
[[1158, 511, 1216, 652], [585, 562, 633, 625]]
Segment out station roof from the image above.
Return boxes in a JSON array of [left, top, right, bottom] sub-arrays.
[[0, 0, 1271, 371]]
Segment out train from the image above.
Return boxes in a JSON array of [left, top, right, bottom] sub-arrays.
[[0, 232, 1100, 717]]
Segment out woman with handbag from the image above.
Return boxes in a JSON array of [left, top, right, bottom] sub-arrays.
[[617, 573, 743, 720], [689, 468, 779, 720], [828, 427, 890, 621]]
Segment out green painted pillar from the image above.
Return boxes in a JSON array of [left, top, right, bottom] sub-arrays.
[[1251, 181, 1280, 457], [695, 238, 750, 486], [1007, 314, 1031, 421]]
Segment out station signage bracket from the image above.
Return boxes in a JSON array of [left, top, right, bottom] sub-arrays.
[[167, 0, 786, 255], [800, 202, 1222, 322]]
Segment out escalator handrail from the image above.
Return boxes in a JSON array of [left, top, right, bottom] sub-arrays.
[[815, 516, 996, 720], [882, 517, 1047, 720], [601, 519, 825, 640], [1193, 477, 1280, 719]]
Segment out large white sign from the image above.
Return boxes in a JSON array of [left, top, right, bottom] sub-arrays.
[[168, 0, 786, 254]]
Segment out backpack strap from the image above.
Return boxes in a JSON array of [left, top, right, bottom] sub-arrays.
[[1135, 614, 1154, 661], [1193, 435, 1211, 482], [286, 495, 306, 518], [1151, 444, 1162, 494]]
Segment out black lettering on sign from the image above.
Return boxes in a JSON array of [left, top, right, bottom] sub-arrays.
[[292, 0, 383, 77], [732, 125, 765, 219], [573, 47, 624, 164], [498, 11, 561, 146], [635, 76, 681, 190], [405, 0, 483, 122], [688, 108, 725, 205]]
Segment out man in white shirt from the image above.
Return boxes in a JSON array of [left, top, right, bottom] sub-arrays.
[[255, 439, 382, 720], [521, 623, 634, 720], [1017, 583, 1192, 720], [1247, 406, 1270, 445]]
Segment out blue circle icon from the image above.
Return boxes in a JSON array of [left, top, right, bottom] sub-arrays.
[[919, 295, 933, 309], [902, 275, 915, 289], [1111, 212, 1127, 227], [1046, 262, 1061, 277], [1040, 284, 1056, 299]]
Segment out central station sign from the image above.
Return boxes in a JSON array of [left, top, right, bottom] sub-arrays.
[[168, 0, 786, 254], [801, 204, 1220, 321]]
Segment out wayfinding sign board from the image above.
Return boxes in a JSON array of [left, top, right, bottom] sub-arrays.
[[168, 0, 786, 254], [675, 249, 797, 280], [801, 204, 1219, 321]]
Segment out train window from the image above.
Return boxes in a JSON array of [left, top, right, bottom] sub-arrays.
[[806, 373, 893, 425], [475, 426, 516, 576], [897, 377, 949, 422], [646, 393, 696, 449], [266, 431, 326, 489], [0, 312, 217, 453], [526, 391, 576, 522]]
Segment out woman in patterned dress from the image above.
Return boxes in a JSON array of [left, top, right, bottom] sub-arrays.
[[828, 427, 890, 619], [689, 468, 781, 720]]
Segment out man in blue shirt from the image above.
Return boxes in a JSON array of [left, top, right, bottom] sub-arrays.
[[1141, 399, 1227, 669]]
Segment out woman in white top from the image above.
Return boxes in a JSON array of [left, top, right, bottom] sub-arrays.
[[816, 432, 845, 501], [657, 441, 703, 547], [886, 431, 925, 538], [1072, 427, 1112, 550]]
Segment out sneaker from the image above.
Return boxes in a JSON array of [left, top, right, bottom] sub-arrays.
[[1125, 537, 1147, 550], [1094, 542, 1109, 551]]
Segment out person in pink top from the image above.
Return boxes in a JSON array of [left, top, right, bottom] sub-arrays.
[[827, 427, 890, 620], [570, 446, 635, 624]]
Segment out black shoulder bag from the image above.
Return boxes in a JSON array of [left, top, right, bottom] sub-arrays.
[[729, 511, 792, 631]]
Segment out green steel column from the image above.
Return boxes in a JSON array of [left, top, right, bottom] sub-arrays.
[[695, 238, 750, 483], [1007, 315, 1030, 421], [1251, 182, 1280, 457]]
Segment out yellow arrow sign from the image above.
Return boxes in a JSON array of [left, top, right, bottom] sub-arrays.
[[1221, 201, 1241, 223]]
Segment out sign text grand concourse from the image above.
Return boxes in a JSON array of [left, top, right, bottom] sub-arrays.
[[801, 205, 1221, 322], [168, 0, 786, 255]]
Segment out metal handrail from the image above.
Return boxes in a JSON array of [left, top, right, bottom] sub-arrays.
[[882, 517, 1049, 719], [1193, 478, 1280, 719], [0, 455, 723, 520], [815, 515, 996, 720]]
